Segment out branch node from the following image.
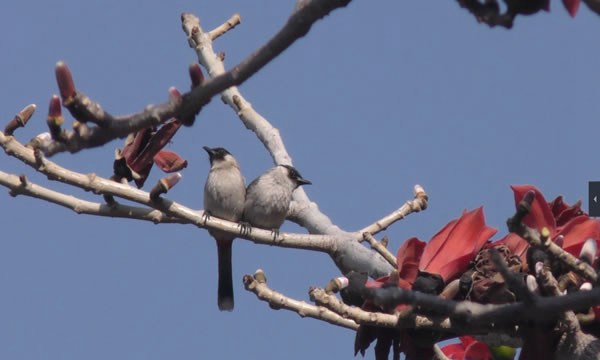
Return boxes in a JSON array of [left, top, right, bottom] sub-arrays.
[[232, 95, 243, 112]]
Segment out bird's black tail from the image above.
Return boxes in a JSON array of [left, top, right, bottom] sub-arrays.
[[217, 240, 234, 311]]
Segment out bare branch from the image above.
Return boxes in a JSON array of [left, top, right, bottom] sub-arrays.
[[243, 270, 359, 331], [363, 232, 397, 268], [208, 13, 241, 41], [0, 171, 182, 224], [358, 184, 428, 235], [1, 132, 339, 252]]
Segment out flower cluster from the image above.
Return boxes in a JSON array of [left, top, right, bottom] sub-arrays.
[[353, 185, 600, 360]]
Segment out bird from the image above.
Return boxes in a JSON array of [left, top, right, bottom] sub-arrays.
[[242, 164, 311, 235], [203, 146, 246, 311]]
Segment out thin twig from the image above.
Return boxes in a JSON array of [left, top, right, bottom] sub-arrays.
[[359, 185, 428, 235], [363, 232, 397, 268], [243, 270, 358, 330], [208, 13, 241, 41]]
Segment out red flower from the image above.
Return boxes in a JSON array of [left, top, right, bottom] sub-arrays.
[[506, 185, 600, 262], [419, 207, 496, 283], [441, 336, 492, 360]]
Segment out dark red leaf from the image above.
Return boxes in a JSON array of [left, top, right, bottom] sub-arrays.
[[558, 216, 600, 258], [153, 150, 188, 173], [562, 0, 580, 16], [396, 237, 426, 284], [512, 185, 556, 236], [419, 207, 496, 282]]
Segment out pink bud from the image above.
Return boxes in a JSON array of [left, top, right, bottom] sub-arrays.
[[189, 63, 204, 89], [47, 95, 63, 127]]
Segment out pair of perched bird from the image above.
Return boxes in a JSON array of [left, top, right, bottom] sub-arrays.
[[203, 146, 311, 311]]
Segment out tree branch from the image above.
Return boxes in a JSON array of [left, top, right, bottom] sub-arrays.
[[21, 1, 352, 157], [507, 203, 598, 283], [182, 11, 396, 278], [0, 171, 183, 224], [208, 13, 241, 41], [1, 131, 338, 252], [362, 232, 397, 268], [243, 270, 359, 331], [358, 184, 428, 235]]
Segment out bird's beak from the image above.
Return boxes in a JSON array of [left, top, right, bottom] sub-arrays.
[[296, 177, 312, 186], [203, 146, 217, 163]]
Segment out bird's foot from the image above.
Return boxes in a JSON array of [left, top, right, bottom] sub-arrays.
[[271, 228, 280, 241], [238, 221, 252, 236], [202, 210, 212, 225]]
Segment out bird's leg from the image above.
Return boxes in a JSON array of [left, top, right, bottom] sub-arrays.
[[202, 210, 212, 225], [271, 228, 280, 241]]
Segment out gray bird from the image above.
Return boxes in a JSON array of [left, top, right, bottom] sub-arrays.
[[242, 164, 311, 233], [203, 146, 246, 311]]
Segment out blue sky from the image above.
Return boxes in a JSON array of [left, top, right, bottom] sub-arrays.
[[1, 1, 599, 359]]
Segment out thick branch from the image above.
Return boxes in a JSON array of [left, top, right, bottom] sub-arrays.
[[309, 287, 519, 336], [361, 285, 600, 328], [182, 11, 395, 278], [1, 131, 337, 252]]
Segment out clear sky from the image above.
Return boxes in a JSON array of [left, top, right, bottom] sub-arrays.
[[1, 1, 599, 359]]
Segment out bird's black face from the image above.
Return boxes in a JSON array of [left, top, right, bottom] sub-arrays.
[[281, 164, 312, 188], [203, 146, 231, 165]]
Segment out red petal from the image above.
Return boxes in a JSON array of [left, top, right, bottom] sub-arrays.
[[123, 128, 152, 163], [130, 120, 183, 173], [153, 150, 188, 173], [512, 185, 556, 236], [562, 0, 580, 17], [420, 208, 497, 282], [396, 237, 426, 284], [549, 196, 567, 218], [459, 336, 476, 347], [440, 342, 466, 359], [558, 216, 600, 257], [464, 340, 492, 360]]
